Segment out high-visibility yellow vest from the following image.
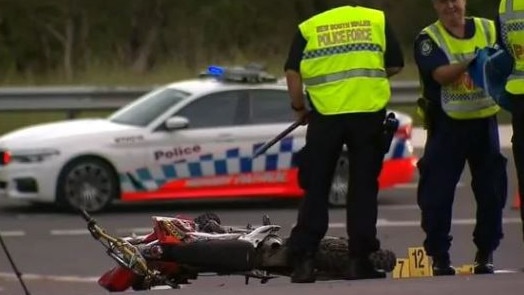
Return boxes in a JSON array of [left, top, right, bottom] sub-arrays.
[[499, 0, 524, 95], [422, 18, 500, 119], [298, 6, 390, 115]]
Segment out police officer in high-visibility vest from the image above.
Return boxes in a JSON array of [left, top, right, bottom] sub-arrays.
[[414, 0, 508, 276], [283, 1, 404, 283], [497, 0, 524, 242]]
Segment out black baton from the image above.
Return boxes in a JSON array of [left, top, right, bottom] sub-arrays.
[[252, 120, 302, 158]]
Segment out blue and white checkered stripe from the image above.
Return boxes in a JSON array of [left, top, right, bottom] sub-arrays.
[[120, 136, 305, 192], [303, 43, 383, 60]]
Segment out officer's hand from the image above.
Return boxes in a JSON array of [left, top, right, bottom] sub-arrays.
[[294, 109, 310, 125]]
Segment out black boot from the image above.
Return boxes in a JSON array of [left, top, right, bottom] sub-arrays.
[[474, 251, 494, 274], [343, 256, 386, 280], [290, 252, 316, 283], [431, 254, 455, 276]]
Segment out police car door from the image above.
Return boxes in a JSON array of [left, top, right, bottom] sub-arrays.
[[246, 88, 307, 179], [142, 90, 250, 196]]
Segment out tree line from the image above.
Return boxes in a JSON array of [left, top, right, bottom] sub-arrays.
[[0, 0, 498, 83]]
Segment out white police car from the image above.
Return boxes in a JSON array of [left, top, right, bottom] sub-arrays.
[[0, 65, 417, 212]]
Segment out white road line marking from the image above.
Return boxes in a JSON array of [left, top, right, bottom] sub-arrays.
[[328, 217, 522, 228], [50, 229, 90, 236], [0, 272, 99, 283], [47, 228, 154, 236], [495, 269, 519, 274], [393, 182, 464, 189], [22, 216, 524, 237], [117, 217, 524, 234], [117, 228, 152, 235], [379, 205, 420, 210], [0, 231, 25, 237]]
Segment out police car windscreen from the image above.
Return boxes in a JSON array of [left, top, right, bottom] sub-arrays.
[[109, 88, 190, 127]]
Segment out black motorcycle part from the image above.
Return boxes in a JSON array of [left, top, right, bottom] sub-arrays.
[[256, 237, 397, 277], [160, 239, 255, 272], [193, 212, 221, 227]]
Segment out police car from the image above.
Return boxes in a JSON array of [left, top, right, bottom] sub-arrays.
[[0, 65, 417, 212]]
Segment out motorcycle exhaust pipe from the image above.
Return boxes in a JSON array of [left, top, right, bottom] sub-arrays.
[[159, 240, 255, 272]]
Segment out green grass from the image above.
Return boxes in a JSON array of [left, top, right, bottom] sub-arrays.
[[1, 58, 421, 86], [0, 111, 112, 136]]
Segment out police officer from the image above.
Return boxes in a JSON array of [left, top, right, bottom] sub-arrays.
[[497, 0, 524, 241], [283, 1, 404, 283], [414, 0, 507, 276]]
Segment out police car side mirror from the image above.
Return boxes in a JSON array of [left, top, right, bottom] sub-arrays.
[[165, 116, 189, 130]]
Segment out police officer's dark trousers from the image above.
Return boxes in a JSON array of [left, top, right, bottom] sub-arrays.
[[509, 94, 524, 239], [417, 111, 507, 260], [289, 109, 386, 258]]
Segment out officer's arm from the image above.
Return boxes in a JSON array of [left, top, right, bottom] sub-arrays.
[[286, 70, 306, 110], [414, 34, 470, 86], [413, 33, 454, 85], [384, 19, 404, 77], [432, 61, 472, 86], [284, 31, 307, 109]]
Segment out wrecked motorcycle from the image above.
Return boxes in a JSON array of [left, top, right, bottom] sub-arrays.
[[81, 211, 396, 292]]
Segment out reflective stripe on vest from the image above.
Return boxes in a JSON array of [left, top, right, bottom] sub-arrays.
[[500, 0, 524, 21], [423, 18, 500, 119], [302, 68, 386, 86], [298, 6, 389, 115], [499, 0, 524, 94]]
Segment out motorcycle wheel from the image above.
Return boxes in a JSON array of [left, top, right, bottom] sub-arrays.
[[315, 238, 349, 276], [316, 238, 397, 275]]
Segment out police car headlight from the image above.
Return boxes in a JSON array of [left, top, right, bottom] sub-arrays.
[[10, 148, 60, 163]]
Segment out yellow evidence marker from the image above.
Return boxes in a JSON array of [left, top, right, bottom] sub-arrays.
[[455, 264, 474, 275], [392, 258, 410, 278], [407, 247, 433, 277]]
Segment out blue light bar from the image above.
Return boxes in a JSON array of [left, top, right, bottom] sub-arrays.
[[207, 65, 225, 77]]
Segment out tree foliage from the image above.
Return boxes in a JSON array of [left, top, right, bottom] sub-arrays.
[[0, 0, 498, 83]]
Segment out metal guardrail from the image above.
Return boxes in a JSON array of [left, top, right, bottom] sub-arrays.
[[0, 81, 420, 114]]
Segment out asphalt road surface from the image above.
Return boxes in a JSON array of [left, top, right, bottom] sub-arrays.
[[1, 146, 523, 295]]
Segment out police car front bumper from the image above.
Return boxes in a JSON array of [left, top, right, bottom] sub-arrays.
[[0, 161, 59, 203]]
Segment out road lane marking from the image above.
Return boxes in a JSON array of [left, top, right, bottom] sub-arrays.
[[379, 205, 419, 210], [393, 182, 464, 189], [0, 272, 99, 283], [117, 228, 152, 235], [0, 231, 25, 237], [328, 217, 522, 228], [50, 229, 90, 236], [4, 216, 522, 238]]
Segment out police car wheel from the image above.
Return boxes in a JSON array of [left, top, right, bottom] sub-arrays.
[[328, 154, 348, 207], [56, 157, 118, 213]]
